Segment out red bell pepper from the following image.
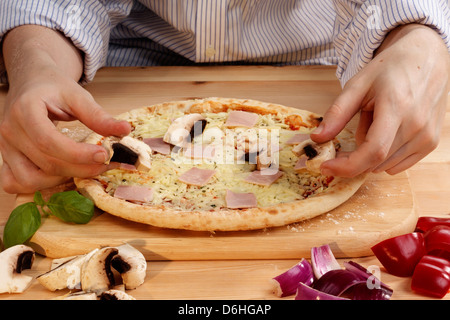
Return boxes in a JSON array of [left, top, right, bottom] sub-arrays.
[[411, 255, 450, 298], [371, 232, 426, 277], [415, 216, 450, 233], [424, 225, 450, 260]]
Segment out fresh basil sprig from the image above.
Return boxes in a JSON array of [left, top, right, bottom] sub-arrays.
[[2, 190, 94, 249]]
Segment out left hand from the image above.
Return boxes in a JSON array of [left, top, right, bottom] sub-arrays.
[[311, 24, 450, 177]]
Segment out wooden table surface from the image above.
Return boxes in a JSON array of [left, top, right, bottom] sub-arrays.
[[0, 65, 449, 301]]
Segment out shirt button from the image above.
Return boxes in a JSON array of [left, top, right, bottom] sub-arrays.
[[205, 46, 216, 58]]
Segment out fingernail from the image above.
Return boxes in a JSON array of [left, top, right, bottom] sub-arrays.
[[312, 123, 323, 135], [93, 150, 108, 164], [321, 168, 333, 176]]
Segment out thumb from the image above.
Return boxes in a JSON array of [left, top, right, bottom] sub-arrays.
[[310, 83, 366, 144], [68, 92, 131, 138]]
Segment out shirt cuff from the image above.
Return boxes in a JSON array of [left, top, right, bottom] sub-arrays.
[[333, 0, 450, 86], [0, 0, 112, 84]]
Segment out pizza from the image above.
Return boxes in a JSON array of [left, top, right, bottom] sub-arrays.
[[74, 97, 366, 231]]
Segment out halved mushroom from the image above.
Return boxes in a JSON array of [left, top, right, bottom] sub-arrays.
[[0, 245, 35, 293], [292, 139, 336, 173], [111, 243, 147, 290], [52, 291, 97, 300], [80, 247, 119, 295], [101, 138, 117, 164], [110, 136, 152, 172], [256, 144, 280, 171], [100, 289, 136, 300], [163, 113, 206, 147], [256, 152, 277, 171], [236, 130, 259, 155], [50, 255, 78, 270], [37, 249, 99, 291], [235, 129, 262, 165]]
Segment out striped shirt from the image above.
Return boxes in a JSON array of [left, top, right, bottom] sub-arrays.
[[0, 0, 449, 86]]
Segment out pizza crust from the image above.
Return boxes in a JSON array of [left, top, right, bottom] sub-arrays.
[[74, 97, 366, 231]]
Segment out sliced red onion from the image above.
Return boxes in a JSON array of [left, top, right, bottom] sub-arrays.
[[272, 259, 314, 297], [351, 283, 393, 300], [312, 269, 365, 297], [344, 262, 393, 300], [271, 245, 394, 300], [295, 282, 349, 300], [311, 244, 341, 279], [312, 267, 393, 300], [344, 261, 392, 292]]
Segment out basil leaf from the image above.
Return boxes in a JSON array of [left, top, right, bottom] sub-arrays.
[[33, 191, 46, 207], [47, 190, 94, 224], [3, 202, 41, 248]]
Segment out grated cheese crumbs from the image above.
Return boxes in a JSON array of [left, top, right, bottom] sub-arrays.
[[96, 109, 332, 211]]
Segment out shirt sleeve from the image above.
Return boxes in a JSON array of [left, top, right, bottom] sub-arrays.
[[0, 0, 134, 84], [332, 0, 450, 86]]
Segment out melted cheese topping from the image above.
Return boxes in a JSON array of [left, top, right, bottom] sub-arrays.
[[96, 108, 333, 211]]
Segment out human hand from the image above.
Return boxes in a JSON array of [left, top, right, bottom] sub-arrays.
[[0, 65, 131, 193], [0, 25, 131, 194], [311, 24, 450, 178]]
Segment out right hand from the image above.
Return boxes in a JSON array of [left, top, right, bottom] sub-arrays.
[[0, 65, 131, 193]]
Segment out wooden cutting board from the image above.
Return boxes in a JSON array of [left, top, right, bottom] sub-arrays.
[[13, 170, 416, 261], [3, 67, 417, 261]]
